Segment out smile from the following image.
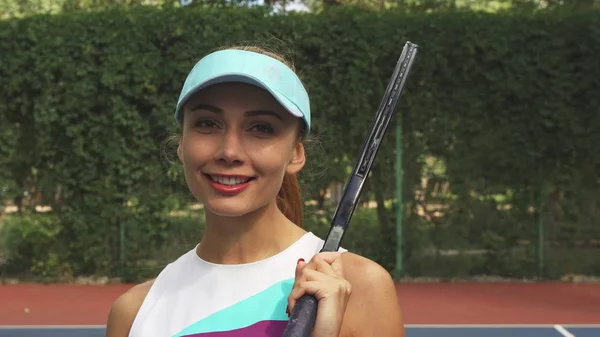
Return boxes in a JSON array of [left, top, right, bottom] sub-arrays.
[[207, 174, 254, 186], [204, 174, 256, 195]]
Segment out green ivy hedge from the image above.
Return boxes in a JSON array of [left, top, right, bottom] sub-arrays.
[[1, 6, 598, 281]]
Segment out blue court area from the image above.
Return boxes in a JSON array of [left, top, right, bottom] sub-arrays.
[[405, 325, 599, 337], [0, 325, 599, 337]]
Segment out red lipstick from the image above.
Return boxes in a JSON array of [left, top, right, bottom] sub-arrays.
[[204, 173, 254, 195]]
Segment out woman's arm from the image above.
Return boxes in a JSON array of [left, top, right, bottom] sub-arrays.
[[105, 280, 153, 337], [340, 253, 405, 337], [287, 252, 404, 337]]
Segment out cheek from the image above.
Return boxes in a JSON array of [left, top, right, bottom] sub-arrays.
[[180, 135, 214, 163], [247, 142, 292, 174]]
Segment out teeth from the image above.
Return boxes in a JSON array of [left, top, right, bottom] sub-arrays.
[[211, 175, 250, 186]]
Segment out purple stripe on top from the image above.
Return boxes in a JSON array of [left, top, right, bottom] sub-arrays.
[[182, 320, 287, 337]]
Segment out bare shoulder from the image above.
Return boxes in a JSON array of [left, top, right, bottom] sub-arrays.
[[341, 252, 405, 337], [105, 279, 155, 337]]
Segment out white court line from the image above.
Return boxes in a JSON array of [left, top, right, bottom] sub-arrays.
[[404, 324, 600, 328], [554, 325, 576, 337], [405, 324, 553, 327]]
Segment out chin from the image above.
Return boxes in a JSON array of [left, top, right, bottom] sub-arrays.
[[189, 181, 279, 219], [202, 199, 269, 218]]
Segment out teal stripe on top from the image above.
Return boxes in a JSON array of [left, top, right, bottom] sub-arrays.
[[173, 278, 294, 337]]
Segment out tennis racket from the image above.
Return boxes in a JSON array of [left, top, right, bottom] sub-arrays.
[[281, 41, 419, 337]]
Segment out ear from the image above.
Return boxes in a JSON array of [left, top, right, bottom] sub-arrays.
[[286, 142, 306, 175], [177, 136, 184, 163]]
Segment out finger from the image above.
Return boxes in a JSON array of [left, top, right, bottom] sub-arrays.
[[313, 251, 344, 264], [288, 269, 345, 305], [288, 257, 307, 315], [293, 259, 306, 284], [308, 253, 345, 278], [295, 257, 307, 279], [287, 280, 320, 313], [327, 252, 346, 276], [287, 269, 335, 314], [288, 279, 352, 313], [300, 268, 335, 283], [295, 255, 339, 283]]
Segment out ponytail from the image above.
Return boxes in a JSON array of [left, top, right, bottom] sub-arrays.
[[277, 173, 303, 228]]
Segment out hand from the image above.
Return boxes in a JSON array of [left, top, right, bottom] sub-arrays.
[[287, 252, 352, 337]]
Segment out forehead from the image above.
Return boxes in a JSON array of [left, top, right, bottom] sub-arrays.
[[183, 82, 286, 113]]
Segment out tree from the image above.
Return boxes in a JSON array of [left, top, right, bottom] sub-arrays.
[[0, 0, 180, 18]]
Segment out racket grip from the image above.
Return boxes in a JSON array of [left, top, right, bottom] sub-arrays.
[[281, 294, 318, 337]]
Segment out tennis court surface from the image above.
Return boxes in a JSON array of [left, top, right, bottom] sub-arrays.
[[1, 325, 599, 337], [406, 325, 600, 337], [1, 282, 599, 336]]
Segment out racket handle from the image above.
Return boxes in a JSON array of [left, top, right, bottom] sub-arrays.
[[281, 294, 318, 337]]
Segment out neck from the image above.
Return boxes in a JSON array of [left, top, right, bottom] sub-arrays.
[[196, 200, 307, 265]]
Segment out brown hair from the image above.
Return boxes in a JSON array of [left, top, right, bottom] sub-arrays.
[[204, 44, 308, 227], [277, 172, 304, 227]]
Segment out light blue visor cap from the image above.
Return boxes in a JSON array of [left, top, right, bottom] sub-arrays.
[[175, 49, 311, 134]]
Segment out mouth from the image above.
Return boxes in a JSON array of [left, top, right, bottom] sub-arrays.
[[204, 174, 256, 186]]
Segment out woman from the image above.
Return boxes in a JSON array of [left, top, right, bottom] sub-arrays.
[[106, 45, 404, 337]]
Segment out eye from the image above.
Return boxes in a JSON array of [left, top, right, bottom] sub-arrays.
[[194, 118, 219, 130], [249, 123, 275, 134]]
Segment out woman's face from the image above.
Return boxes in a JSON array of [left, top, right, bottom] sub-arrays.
[[178, 82, 306, 218]]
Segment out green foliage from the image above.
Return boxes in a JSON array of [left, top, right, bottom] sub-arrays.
[[0, 6, 599, 281], [0, 213, 68, 278]]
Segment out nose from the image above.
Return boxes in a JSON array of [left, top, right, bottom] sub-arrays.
[[214, 127, 246, 165]]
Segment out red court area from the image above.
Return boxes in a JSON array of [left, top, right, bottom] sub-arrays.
[[0, 282, 599, 326]]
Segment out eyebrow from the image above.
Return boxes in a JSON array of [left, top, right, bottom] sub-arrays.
[[246, 109, 283, 121], [190, 104, 222, 113], [190, 104, 283, 121]]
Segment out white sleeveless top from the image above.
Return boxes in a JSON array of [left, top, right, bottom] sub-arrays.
[[129, 232, 346, 337]]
